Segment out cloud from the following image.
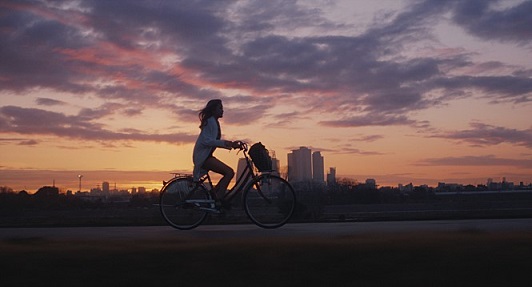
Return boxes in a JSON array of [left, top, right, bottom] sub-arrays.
[[0, 0, 530, 135], [36, 98, 67, 106], [338, 148, 385, 156], [451, 0, 532, 44], [319, 113, 417, 128], [430, 122, 532, 148], [18, 139, 39, 146], [0, 105, 196, 145], [354, 135, 385, 142], [431, 75, 532, 103], [0, 137, 39, 145], [313, 143, 385, 155], [0, 138, 25, 143], [417, 154, 532, 169]]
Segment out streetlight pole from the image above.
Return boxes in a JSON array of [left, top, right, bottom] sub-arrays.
[[78, 174, 83, 192]]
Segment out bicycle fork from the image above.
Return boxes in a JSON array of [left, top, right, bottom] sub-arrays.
[[254, 176, 273, 204]]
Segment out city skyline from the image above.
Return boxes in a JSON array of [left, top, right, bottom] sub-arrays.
[[0, 161, 526, 194], [287, 147, 326, 183], [5, 172, 527, 195], [1, 1, 531, 192]]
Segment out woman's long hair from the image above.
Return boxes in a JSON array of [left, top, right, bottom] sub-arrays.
[[198, 99, 222, 128]]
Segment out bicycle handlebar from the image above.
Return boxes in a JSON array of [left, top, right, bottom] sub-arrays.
[[234, 140, 247, 151]]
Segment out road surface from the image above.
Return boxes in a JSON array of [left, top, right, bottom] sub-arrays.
[[2, 218, 532, 287], [1, 218, 531, 241]]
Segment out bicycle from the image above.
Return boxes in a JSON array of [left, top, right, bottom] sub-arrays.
[[159, 141, 296, 229]]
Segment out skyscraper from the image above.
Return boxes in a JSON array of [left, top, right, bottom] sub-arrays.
[[327, 167, 336, 186], [288, 147, 312, 182], [271, 157, 280, 172], [312, 151, 324, 183]]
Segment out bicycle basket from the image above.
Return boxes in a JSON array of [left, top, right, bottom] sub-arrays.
[[248, 142, 273, 172]]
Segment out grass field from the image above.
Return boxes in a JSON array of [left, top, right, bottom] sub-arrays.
[[1, 230, 532, 286]]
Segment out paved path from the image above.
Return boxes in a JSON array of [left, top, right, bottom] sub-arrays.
[[2, 218, 531, 241]]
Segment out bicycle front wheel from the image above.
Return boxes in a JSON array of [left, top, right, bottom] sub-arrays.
[[159, 177, 209, 230], [243, 174, 296, 229]]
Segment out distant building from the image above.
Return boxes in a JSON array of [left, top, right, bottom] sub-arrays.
[[34, 186, 59, 198], [102, 181, 110, 193], [487, 177, 515, 190], [365, 178, 377, 189], [288, 147, 312, 182], [271, 157, 280, 172], [312, 151, 324, 183], [327, 167, 336, 186]]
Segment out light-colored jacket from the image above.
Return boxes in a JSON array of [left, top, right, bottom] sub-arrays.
[[192, 116, 229, 181]]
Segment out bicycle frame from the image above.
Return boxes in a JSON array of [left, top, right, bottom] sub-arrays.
[[223, 150, 256, 202], [166, 144, 270, 207]]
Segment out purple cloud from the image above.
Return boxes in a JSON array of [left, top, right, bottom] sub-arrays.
[[36, 98, 67, 106], [0, 106, 196, 144], [0, 0, 530, 135], [451, 0, 532, 44], [319, 114, 417, 128], [431, 123, 532, 148]]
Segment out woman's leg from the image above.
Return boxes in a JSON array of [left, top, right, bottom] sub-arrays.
[[202, 157, 235, 200]]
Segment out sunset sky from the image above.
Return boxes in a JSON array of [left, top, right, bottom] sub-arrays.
[[1, 0, 531, 192]]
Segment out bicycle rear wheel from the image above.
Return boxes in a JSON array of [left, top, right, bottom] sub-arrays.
[[159, 177, 209, 230], [243, 174, 296, 228]]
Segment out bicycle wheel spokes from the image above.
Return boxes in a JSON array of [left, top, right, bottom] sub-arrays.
[[159, 178, 210, 230], [244, 175, 296, 229]]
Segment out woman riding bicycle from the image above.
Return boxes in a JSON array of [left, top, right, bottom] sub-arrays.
[[193, 99, 240, 207], [159, 99, 296, 229]]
